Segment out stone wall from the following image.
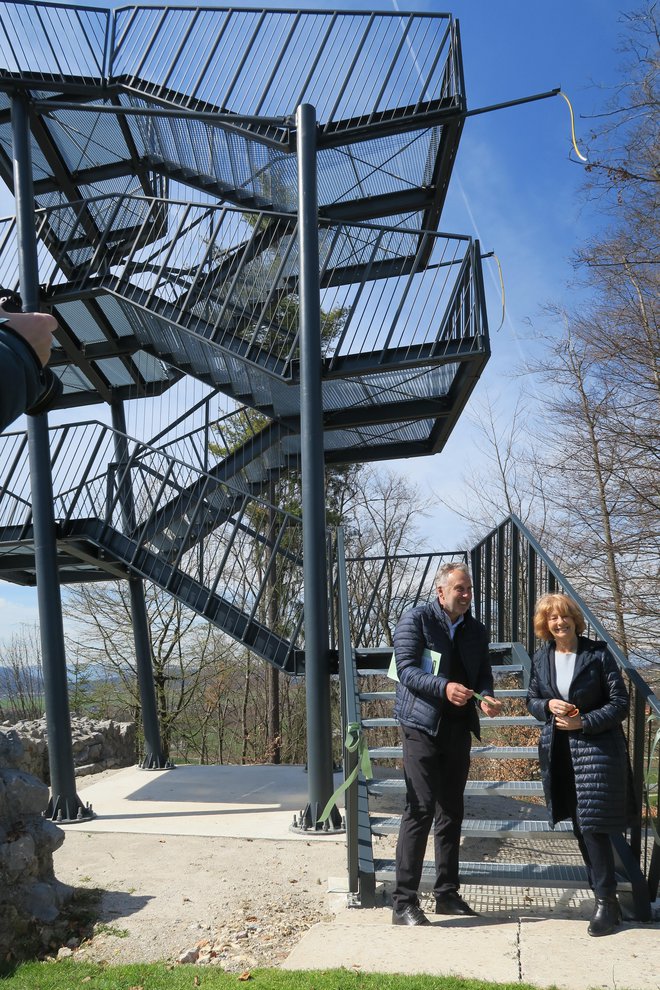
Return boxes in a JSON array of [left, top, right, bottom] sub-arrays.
[[0, 716, 137, 783], [0, 717, 136, 960], [0, 729, 69, 960]]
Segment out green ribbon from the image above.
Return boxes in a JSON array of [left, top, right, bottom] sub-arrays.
[[319, 722, 373, 824]]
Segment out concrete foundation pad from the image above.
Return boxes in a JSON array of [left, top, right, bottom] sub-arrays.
[[284, 911, 660, 990]]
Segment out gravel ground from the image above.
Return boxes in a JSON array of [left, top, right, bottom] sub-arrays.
[[53, 828, 347, 970], [49, 769, 594, 969]]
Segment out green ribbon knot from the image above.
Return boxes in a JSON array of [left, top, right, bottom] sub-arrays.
[[319, 721, 373, 824]]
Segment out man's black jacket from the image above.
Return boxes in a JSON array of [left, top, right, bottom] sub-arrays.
[[393, 598, 494, 738]]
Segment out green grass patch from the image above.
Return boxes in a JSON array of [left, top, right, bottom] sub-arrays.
[[0, 961, 537, 990]]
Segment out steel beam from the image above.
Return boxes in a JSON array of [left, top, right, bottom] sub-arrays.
[[10, 92, 92, 823], [296, 104, 340, 831], [111, 400, 172, 771]]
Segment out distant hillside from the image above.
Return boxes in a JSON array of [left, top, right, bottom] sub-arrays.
[[0, 665, 44, 696]]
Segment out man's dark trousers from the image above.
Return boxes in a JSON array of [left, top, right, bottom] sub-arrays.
[[392, 717, 471, 911]]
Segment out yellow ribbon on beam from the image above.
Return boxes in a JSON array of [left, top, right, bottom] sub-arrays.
[[559, 91, 587, 162]]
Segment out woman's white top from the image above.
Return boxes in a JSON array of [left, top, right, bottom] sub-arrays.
[[555, 650, 577, 700]]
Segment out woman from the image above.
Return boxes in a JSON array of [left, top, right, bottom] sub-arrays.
[[526, 592, 635, 937]]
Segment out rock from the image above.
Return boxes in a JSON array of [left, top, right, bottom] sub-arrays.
[[178, 947, 200, 964]]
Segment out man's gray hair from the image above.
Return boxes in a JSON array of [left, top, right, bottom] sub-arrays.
[[434, 560, 471, 590]]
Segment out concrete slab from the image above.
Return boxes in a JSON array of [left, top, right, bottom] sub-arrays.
[[283, 914, 521, 984], [64, 764, 345, 841], [61, 765, 660, 988], [519, 918, 660, 990], [284, 910, 660, 989]]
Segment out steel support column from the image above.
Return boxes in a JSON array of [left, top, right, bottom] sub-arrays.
[[110, 400, 171, 770], [11, 92, 92, 822], [296, 103, 340, 831]]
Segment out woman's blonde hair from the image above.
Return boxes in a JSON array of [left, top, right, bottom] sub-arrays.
[[533, 592, 585, 641]]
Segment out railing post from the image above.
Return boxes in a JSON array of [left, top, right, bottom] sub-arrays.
[[629, 689, 647, 860], [11, 91, 92, 822], [526, 543, 536, 656], [470, 545, 481, 624], [111, 399, 172, 770], [296, 102, 339, 830], [496, 521, 506, 643], [336, 530, 358, 891], [510, 523, 519, 644], [484, 535, 492, 641]]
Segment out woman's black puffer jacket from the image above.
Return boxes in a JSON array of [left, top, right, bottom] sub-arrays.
[[526, 637, 636, 832]]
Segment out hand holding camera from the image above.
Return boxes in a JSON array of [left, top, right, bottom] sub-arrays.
[[0, 288, 62, 416]]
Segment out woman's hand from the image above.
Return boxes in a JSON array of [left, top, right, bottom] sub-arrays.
[[555, 711, 583, 731], [548, 699, 576, 717], [548, 699, 582, 730]]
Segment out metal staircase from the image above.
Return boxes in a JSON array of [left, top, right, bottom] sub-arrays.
[[0, 3, 656, 892], [0, 420, 306, 673], [0, 4, 488, 603], [334, 521, 659, 920]]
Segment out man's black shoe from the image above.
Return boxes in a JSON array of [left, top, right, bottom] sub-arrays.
[[435, 892, 479, 916], [392, 904, 431, 926]]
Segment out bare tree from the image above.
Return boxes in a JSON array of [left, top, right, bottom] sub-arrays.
[[438, 393, 550, 545], [63, 581, 234, 760], [0, 624, 44, 721]]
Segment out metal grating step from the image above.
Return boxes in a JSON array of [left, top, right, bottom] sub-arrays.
[[373, 858, 632, 890], [368, 745, 538, 761], [480, 716, 542, 727], [359, 689, 528, 701], [370, 815, 573, 836], [358, 688, 527, 701], [363, 716, 541, 730], [368, 778, 544, 797]]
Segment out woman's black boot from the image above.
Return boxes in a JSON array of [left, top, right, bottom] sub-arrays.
[[588, 895, 621, 936]]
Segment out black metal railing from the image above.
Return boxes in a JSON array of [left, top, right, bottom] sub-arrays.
[[334, 513, 659, 904], [0, 421, 306, 671], [470, 513, 659, 901], [335, 528, 364, 898], [344, 549, 468, 648]]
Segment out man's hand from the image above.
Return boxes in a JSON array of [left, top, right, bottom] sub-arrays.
[[0, 300, 57, 367], [479, 695, 502, 716], [445, 682, 473, 706]]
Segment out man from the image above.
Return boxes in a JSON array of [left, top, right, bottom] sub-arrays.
[[0, 293, 59, 431], [391, 560, 502, 926]]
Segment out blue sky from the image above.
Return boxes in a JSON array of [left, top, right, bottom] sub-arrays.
[[0, 0, 636, 639]]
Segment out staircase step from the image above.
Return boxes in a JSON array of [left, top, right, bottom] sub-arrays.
[[373, 858, 620, 889], [368, 744, 538, 761], [359, 688, 528, 701], [362, 716, 541, 730], [370, 815, 573, 836], [368, 778, 544, 798], [492, 664, 525, 676], [480, 716, 542, 727]]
